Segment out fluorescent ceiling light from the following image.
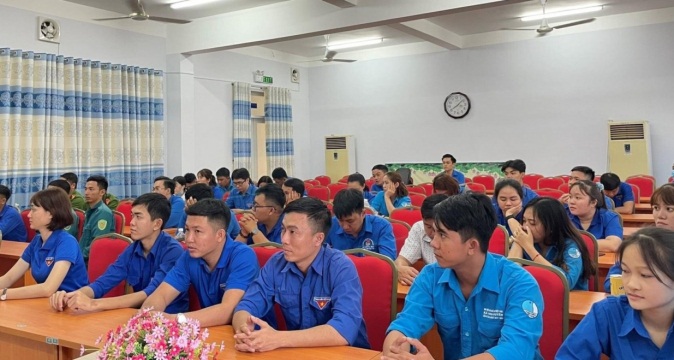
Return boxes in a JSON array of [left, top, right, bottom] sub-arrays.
[[170, 0, 219, 9], [327, 37, 383, 51], [521, 5, 603, 22]]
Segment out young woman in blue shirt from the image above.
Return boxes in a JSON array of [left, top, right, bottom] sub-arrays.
[[557, 227, 674, 359], [370, 172, 412, 217], [566, 180, 623, 252], [493, 179, 524, 234]]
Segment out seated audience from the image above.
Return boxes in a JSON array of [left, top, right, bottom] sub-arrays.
[[184, 172, 197, 190], [556, 227, 674, 359], [370, 172, 412, 217], [441, 153, 466, 192], [383, 193, 543, 360], [142, 199, 259, 327], [178, 183, 240, 240], [370, 164, 389, 193], [0, 188, 88, 299], [493, 179, 525, 235], [257, 176, 273, 188], [226, 168, 258, 211], [80, 175, 115, 262], [236, 184, 285, 245], [346, 173, 374, 202], [560, 166, 613, 210], [507, 197, 596, 290], [152, 176, 185, 229], [60, 172, 86, 211], [500, 159, 538, 204], [326, 189, 396, 259], [432, 173, 460, 196], [271, 167, 289, 187], [216, 167, 233, 198], [197, 168, 223, 201], [282, 178, 305, 204], [600, 172, 635, 214], [566, 180, 622, 252], [0, 185, 27, 242], [50, 193, 188, 313], [173, 175, 187, 200], [395, 194, 448, 285], [232, 197, 370, 351], [47, 179, 80, 239]]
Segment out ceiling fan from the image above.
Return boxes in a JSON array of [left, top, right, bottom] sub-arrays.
[[503, 0, 595, 36], [94, 0, 191, 24], [303, 35, 357, 63]]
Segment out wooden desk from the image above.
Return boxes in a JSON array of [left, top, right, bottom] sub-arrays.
[[640, 196, 651, 204], [634, 203, 651, 214], [623, 226, 640, 237], [621, 213, 655, 227], [569, 291, 608, 321], [0, 241, 36, 287], [597, 252, 617, 290]]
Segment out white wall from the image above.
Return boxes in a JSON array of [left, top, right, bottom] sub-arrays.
[[308, 22, 674, 184]]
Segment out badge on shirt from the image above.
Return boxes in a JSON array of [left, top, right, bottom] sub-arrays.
[[522, 300, 539, 319], [313, 297, 331, 310], [97, 219, 108, 231], [362, 238, 375, 251], [45, 257, 55, 267], [219, 283, 227, 290], [568, 248, 581, 259]]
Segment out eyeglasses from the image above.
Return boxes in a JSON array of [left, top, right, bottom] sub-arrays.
[[252, 204, 275, 211], [233, 180, 246, 186]]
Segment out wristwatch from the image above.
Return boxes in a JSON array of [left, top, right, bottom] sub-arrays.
[[505, 214, 517, 221], [250, 228, 259, 236], [1, 288, 8, 301], [176, 313, 187, 324]]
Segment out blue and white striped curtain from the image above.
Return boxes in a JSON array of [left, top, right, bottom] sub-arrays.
[[264, 87, 294, 175], [232, 82, 252, 170], [0, 48, 164, 208]]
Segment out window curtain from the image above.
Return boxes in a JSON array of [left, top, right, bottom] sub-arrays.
[[0, 48, 164, 208], [264, 87, 294, 175], [232, 82, 252, 170]]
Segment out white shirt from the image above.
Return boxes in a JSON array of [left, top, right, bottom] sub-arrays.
[[398, 221, 436, 265]]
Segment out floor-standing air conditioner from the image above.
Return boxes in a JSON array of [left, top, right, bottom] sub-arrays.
[[607, 121, 651, 179], [325, 136, 356, 182]]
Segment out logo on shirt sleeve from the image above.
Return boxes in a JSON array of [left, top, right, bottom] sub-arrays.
[[45, 257, 55, 267], [97, 219, 108, 231], [568, 248, 581, 259], [313, 297, 331, 310], [522, 300, 539, 319]]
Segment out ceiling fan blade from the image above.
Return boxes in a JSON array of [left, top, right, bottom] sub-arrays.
[[94, 16, 134, 21], [553, 18, 595, 30], [331, 59, 357, 63], [325, 50, 338, 60], [500, 28, 536, 31], [148, 16, 191, 24]]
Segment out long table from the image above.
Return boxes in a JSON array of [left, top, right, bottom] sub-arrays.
[[0, 241, 36, 287], [621, 213, 655, 227], [0, 298, 382, 360]]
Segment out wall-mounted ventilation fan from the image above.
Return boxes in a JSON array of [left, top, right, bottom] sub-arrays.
[[38, 17, 60, 43], [503, 0, 595, 36], [95, 0, 190, 24], [303, 35, 357, 63]]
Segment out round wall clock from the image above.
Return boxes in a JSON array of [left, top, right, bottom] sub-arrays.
[[444, 92, 471, 119]]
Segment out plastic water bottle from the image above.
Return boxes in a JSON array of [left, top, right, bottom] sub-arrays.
[[671, 163, 674, 182], [0, 229, 3, 241], [175, 228, 185, 241]]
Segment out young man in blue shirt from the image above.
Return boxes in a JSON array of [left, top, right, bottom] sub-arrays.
[[232, 197, 370, 352], [326, 188, 396, 259], [236, 184, 285, 245], [0, 185, 27, 242], [383, 192, 544, 360], [216, 167, 234, 199], [442, 154, 466, 192], [226, 168, 258, 212], [560, 166, 615, 210], [153, 176, 185, 229], [142, 199, 259, 327], [371, 164, 388, 193], [49, 193, 188, 313], [500, 159, 538, 204], [600, 172, 635, 214], [271, 167, 289, 187], [80, 175, 115, 262]]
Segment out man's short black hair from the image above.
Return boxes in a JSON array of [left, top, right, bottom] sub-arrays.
[[283, 197, 332, 235], [371, 164, 388, 172], [185, 183, 214, 202], [133, 193, 171, 230], [434, 192, 496, 253], [571, 166, 595, 180], [184, 173, 196, 183], [421, 194, 449, 220], [441, 154, 457, 164], [60, 172, 78, 186], [232, 168, 251, 181], [255, 184, 286, 209], [347, 173, 366, 186], [173, 176, 186, 187], [216, 167, 230, 178], [185, 198, 231, 231], [600, 173, 622, 191], [0, 185, 11, 200], [154, 176, 176, 195], [86, 175, 109, 191], [271, 167, 288, 180], [284, 178, 305, 196], [500, 159, 526, 173], [48, 179, 71, 195], [333, 189, 364, 219]]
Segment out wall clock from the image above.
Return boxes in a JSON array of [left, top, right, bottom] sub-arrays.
[[444, 92, 471, 119]]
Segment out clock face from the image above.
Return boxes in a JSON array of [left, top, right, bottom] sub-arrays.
[[444, 92, 471, 119]]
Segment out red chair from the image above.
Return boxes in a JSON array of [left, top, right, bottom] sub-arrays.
[[466, 182, 487, 194], [116, 200, 133, 226], [307, 186, 330, 202], [314, 175, 331, 187], [20, 209, 36, 242], [89, 234, 133, 297], [112, 211, 125, 235], [74, 209, 85, 239], [408, 193, 426, 208], [407, 185, 426, 195], [558, 183, 570, 193], [390, 208, 422, 228], [365, 178, 376, 190], [538, 177, 564, 190], [511, 258, 569, 360], [523, 174, 543, 190], [627, 183, 640, 205], [304, 179, 320, 187], [337, 175, 349, 184], [626, 176, 655, 199], [535, 188, 564, 199], [594, 175, 601, 183], [344, 249, 397, 352], [327, 183, 347, 200], [559, 175, 570, 183], [472, 175, 495, 193], [419, 182, 434, 195], [323, 201, 334, 215], [387, 219, 411, 257], [487, 225, 509, 256], [303, 181, 315, 189], [578, 230, 599, 291], [251, 243, 287, 330], [464, 177, 472, 183]]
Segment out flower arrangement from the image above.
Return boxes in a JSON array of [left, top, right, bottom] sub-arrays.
[[83, 308, 224, 360]]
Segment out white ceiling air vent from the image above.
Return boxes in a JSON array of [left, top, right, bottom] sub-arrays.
[[38, 17, 60, 44]]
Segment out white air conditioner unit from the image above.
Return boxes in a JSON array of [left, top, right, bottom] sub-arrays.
[[607, 121, 651, 179], [325, 135, 356, 182]]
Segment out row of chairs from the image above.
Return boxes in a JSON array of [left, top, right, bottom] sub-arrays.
[[19, 208, 126, 242]]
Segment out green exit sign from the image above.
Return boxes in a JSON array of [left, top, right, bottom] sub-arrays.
[[263, 76, 273, 84]]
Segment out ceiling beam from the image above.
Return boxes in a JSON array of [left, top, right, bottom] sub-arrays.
[[322, 0, 357, 8], [389, 19, 463, 50]]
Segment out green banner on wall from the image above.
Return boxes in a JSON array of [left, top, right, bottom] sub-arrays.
[[386, 162, 503, 184]]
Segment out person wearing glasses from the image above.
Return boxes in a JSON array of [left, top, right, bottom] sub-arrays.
[[226, 168, 258, 212], [236, 185, 286, 245]]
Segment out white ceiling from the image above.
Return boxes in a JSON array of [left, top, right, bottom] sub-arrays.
[[54, 0, 674, 62]]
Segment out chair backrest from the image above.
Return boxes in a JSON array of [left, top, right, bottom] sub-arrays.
[[419, 182, 434, 195], [387, 218, 411, 256], [627, 183, 640, 205], [365, 178, 376, 191], [407, 185, 426, 195], [522, 174, 544, 190], [314, 175, 332, 187], [558, 183, 570, 193], [326, 183, 347, 200], [466, 182, 487, 194], [304, 179, 320, 187], [511, 258, 569, 360], [323, 201, 334, 215], [390, 208, 423, 228], [626, 176, 654, 199], [337, 175, 349, 184], [112, 211, 125, 235], [20, 209, 36, 242], [535, 188, 564, 199], [464, 177, 472, 183], [538, 177, 564, 190], [307, 186, 330, 202], [487, 225, 509, 256], [408, 193, 426, 207], [74, 208, 85, 239], [471, 175, 495, 191], [594, 175, 601, 183], [89, 234, 133, 297], [344, 249, 397, 352], [559, 175, 570, 183], [250, 243, 287, 330], [303, 181, 315, 189], [578, 230, 599, 291], [395, 168, 413, 185], [115, 200, 134, 226]]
